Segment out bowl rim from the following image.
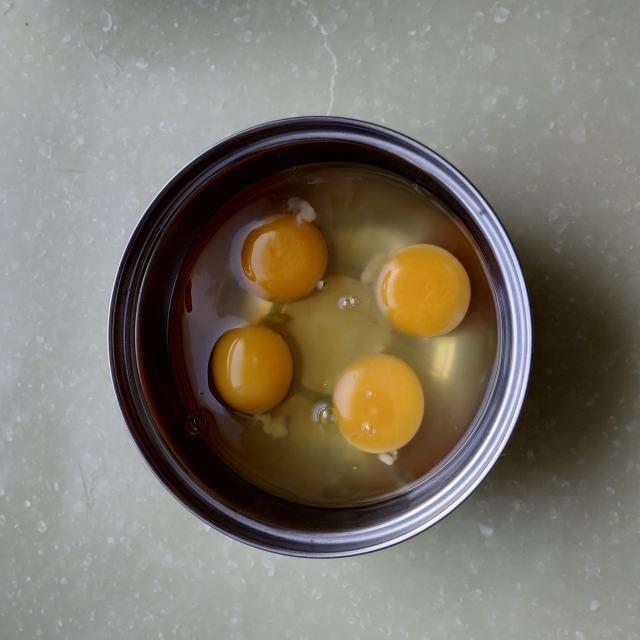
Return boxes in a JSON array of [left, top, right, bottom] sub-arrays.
[[109, 116, 532, 557]]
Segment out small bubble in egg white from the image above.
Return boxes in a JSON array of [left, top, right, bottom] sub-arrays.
[[316, 279, 327, 290], [338, 295, 360, 310], [312, 403, 336, 425]]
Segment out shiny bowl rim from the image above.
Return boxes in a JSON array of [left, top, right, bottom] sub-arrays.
[[109, 116, 532, 557]]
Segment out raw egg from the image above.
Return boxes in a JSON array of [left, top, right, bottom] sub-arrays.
[[212, 325, 293, 414], [376, 244, 471, 337], [281, 275, 391, 393], [241, 213, 328, 302], [175, 165, 497, 506], [332, 353, 424, 453]]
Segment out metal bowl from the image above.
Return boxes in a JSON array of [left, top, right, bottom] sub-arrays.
[[109, 117, 532, 557]]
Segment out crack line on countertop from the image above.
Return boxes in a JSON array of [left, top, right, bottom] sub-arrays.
[[296, 0, 338, 115]]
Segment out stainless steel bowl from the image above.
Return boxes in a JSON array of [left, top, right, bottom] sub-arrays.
[[109, 117, 532, 557]]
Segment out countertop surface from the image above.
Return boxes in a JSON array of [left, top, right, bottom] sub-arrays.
[[2, 1, 639, 638]]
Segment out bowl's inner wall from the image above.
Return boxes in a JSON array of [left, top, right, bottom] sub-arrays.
[[132, 138, 507, 544]]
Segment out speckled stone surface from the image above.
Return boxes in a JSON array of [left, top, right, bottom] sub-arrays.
[[2, 0, 640, 638]]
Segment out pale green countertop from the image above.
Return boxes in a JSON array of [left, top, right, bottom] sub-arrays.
[[1, 1, 639, 638]]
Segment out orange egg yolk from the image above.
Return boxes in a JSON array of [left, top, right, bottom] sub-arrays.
[[212, 325, 293, 414], [332, 353, 424, 453], [241, 214, 328, 303], [376, 244, 471, 337]]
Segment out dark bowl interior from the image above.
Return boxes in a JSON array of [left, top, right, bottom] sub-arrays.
[[110, 117, 531, 557]]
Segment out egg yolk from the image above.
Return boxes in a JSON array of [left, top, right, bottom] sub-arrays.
[[241, 214, 328, 303], [376, 244, 471, 337], [212, 325, 293, 414], [332, 353, 424, 453]]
